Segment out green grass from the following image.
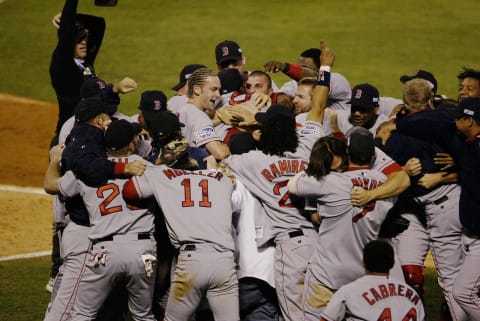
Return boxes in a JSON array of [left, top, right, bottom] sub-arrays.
[[1, 0, 479, 117], [0, 256, 442, 321]]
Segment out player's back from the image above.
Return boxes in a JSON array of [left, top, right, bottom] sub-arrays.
[[137, 164, 235, 252], [59, 154, 154, 240], [321, 275, 425, 321]]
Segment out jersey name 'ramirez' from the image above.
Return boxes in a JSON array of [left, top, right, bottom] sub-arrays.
[[362, 282, 421, 306], [261, 159, 309, 182]]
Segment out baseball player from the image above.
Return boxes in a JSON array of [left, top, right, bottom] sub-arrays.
[[288, 130, 397, 321], [49, 0, 105, 145], [46, 120, 157, 321], [168, 64, 206, 113], [122, 159, 239, 321], [390, 97, 480, 319], [320, 240, 426, 321], [175, 67, 231, 160], [222, 41, 333, 321]]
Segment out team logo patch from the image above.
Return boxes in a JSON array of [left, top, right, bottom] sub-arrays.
[[96, 80, 106, 89], [299, 124, 323, 136], [153, 100, 162, 110], [354, 89, 363, 99], [197, 126, 215, 139], [464, 108, 475, 116]]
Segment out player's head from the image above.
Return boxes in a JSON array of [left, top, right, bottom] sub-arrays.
[[363, 240, 395, 274], [246, 70, 273, 95], [172, 64, 206, 94], [80, 77, 119, 115], [293, 77, 316, 115], [73, 24, 88, 59], [187, 68, 221, 111], [149, 111, 185, 150], [457, 67, 480, 101], [346, 127, 376, 166], [255, 104, 298, 156], [215, 40, 245, 72], [298, 48, 321, 71], [306, 136, 348, 180], [218, 68, 245, 96], [348, 83, 380, 129], [400, 69, 438, 94], [74, 96, 113, 130], [104, 119, 142, 154], [402, 79, 434, 113], [455, 97, 480, 137], [137, 90, 168, 130], [228, 132, 257, 155]]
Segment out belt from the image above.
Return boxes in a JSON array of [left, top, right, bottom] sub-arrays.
[[183, 244, 197, 251], [429, 195, 448, 206], [92, 232, 151, 244], [288, 230, 304, 238]]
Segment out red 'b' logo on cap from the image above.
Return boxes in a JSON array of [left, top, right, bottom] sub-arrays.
[[354, 89, 363, 99], [154, 100, 162, 110], [222, 46, 229, 57]]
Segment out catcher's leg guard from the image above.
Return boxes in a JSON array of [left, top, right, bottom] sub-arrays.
[[401, 264, 425, 299]]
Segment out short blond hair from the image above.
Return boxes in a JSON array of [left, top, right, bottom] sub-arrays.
[[187, 68, 217, 98], [403, 79, 433, 112]]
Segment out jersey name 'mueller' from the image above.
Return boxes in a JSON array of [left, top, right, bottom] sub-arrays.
[[362, 283, 421, 306], [162, 169, 224, 181], [261, 159, 309, 182]]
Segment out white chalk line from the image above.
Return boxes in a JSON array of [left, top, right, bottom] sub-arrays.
[[0, 184, 50, 261]]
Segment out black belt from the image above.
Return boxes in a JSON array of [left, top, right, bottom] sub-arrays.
[[183, 244, 197, 251], [93, 232, 151, 244], [429, 195, 448, 206], [288, 230, 304, 238]]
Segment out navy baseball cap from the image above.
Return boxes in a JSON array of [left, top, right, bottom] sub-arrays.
[[400, 69, 438, 94], [455, 97, 480, 120], [172, 64, 206, 91], [139, 90, 168, 112], [215, 40, 243, 65], [149, 111, 185, 136], [218, 68, 245, 95], [74, 97, 115, 122], [80, 77, 108, 99], [347, 127, 375, 165], [349, 83, 380, 110], [104, 119, 142, 151], [255, 104, 295, 123]]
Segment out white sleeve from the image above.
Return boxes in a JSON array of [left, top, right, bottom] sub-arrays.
[[58, 171, 80, 198], [320, 288, 348, 321]]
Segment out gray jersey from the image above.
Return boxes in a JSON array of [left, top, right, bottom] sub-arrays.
[[58, 155, 155, 240], [321, 275, 425, 321], [290, 169, 395, 289], [167, 94, 188, 114], [177, 103, 221, 147], [224, 121, 326, 241], [128, 165, 235, 252]]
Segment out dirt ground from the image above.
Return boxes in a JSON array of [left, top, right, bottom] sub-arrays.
[[0, 94, 58, 256]]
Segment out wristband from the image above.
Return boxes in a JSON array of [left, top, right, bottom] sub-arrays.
[[319, 66, 331, 72], [316, 70, 331, 87]]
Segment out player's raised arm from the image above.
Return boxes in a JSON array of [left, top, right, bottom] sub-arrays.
[[307, 40, 335, 124], [44, 144, 65, 194]]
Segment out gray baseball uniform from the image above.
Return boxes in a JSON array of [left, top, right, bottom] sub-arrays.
[[58, 154, 157, 321], [176, 103, 222, 147], [289, 168, 395, 321], [320, 275, 426, 321], [124, 164, 239, 321], [224, 121, 327, 321]]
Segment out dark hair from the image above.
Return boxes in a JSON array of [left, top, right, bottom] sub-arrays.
[[306, 137, 348, 179], [300, 48, 321, 69], [258, 115, 298, 156], [457, 67, 480, 81], [363, 240, 395, 273], [249, 70, 272, 89], [219, 59, 242, 69]]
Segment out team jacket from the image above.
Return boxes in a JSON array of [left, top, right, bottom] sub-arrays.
[[49, 0, 105, 133], [396, 110, 480, 236]]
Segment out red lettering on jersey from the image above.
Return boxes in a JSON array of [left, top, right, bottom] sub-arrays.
[[278, 160, 290, 175], [405, 288, 414, 301], [379, 284, 389, 299], [270, 163, 281, 177], [291, 160, 299, 173], [351, 177, 361, 187], [411, 294, 420, 305], [398, 284, 405, 296], [388, 283, 397, 296], [300, 160, 308, 171], [401, 307, 417, 321], [163, 169, 176, 180], [174, 169, 185, 176], [362, 292, 376, 305], [370, 288, 382, 301], [261, 169, 275, 182]]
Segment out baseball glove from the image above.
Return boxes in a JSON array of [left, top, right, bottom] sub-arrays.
[[157, 138, 189, 167], [216, 103, 259, 128]]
